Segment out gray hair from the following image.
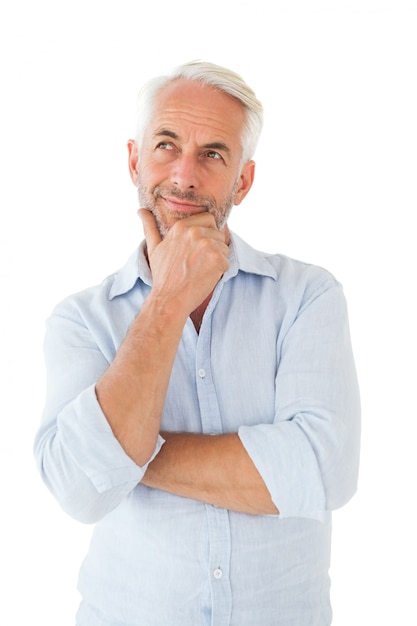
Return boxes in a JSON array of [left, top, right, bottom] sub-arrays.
[[135, 60, 264, 165]]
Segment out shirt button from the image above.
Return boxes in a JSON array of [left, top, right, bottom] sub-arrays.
[[198, 368, 206, 378], [213, 568, 223, 579]]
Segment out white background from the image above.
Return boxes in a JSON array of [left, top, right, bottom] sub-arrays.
[[1, 1, 416, 624]]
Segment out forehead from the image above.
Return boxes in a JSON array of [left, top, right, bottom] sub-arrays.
[[148, 78, 245, 147]]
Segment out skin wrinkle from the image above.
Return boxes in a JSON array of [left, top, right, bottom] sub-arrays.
[[137, 179, 240, 237], [154, 129, 231, 155]]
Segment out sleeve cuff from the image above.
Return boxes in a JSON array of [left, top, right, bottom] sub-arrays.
[[238, 423, 326, 521], [58, 384, 165, 493]]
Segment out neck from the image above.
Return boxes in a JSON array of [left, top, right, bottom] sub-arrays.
[[190, 291, 214, 333]]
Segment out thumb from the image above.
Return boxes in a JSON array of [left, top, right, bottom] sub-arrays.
[[138, 208, 162, 257]]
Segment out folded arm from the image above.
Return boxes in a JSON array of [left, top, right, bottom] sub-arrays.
[[35, 210, 360, 524], [142, 431, 279, 515], [143, 277, 361, 520]]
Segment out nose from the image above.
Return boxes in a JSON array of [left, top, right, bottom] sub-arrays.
[[170, 153, 199, 189]]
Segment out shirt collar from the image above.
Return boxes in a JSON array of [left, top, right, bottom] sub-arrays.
[[108, 231, 278, 300], [108, 241, 150, 300], [226, 232, 278, 282]]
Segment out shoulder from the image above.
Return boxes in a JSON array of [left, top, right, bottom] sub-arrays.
[[48, 246, 146, 325], [231, 232, 340, 295], [268, 251, 339, 290]]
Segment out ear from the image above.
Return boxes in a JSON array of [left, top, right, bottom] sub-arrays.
[[234, 160, 256, 206], [127, 139, 139, 185]]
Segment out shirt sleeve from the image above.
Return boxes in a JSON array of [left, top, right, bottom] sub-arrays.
[[33, 299, 164, 524], [238, 281, 361, 520]]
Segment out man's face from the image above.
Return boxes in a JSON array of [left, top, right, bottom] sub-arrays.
[[128, 79, 255, 236]]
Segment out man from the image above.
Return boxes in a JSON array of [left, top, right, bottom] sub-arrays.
[[34, 60, 361, 625]]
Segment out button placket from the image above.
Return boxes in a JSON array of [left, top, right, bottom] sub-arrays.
[[194, 282, 232, 624]]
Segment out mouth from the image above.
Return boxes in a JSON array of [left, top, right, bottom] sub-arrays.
[[161, 196, 207, 214]]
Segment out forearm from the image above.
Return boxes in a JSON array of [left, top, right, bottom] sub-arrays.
[[96, 295, 187, 466], [142, 431, 279, 515]]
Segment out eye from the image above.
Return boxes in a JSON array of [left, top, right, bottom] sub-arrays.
[[156, 141, 174, 150], [205, 150, 222, 160]]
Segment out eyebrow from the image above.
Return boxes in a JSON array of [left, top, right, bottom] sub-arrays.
[[154, 129, 231, 153], [155, 129, 180, 141]]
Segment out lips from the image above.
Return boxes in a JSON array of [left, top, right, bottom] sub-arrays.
[[152, 185, 214, 213], [162, 196, 205, 213]]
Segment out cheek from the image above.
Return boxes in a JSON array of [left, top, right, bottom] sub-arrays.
[[207, 167, 234, 189], [137, 160, 166, 186], [221, 174, 241, 198]]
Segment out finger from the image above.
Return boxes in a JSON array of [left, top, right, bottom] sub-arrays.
[[138, 209, 162, 256], [180, 211, 218, 230], [172, 212, 227, 243]]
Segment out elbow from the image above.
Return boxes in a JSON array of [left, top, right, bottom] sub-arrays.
[[38, 467, 121, 524], [59, 494, 112, 525], [36, 462, 109, 524], [34, 445, 117, 525], [324, 403, 361, 511], [326, 474, 359, 511], [323, 442, 361, 511]]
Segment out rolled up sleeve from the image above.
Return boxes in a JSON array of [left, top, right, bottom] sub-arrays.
[[238, 283, 361, 520], [34, 299, 164, 524]]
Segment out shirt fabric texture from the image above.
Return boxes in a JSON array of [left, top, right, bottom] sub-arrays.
[[34, 232, 361, 626]]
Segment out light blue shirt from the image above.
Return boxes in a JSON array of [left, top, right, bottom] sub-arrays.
[[34, 232, 360, 626]]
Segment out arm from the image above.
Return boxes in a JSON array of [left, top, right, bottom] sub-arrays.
[[95, 210, 230, 467], [142, 432, 279, 515], [99, 211, 277, 515], [142, 271, 360, 519], [34, 210, 230, 523]]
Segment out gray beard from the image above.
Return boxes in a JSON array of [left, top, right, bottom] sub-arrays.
[[137, 182, 238, 237]]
